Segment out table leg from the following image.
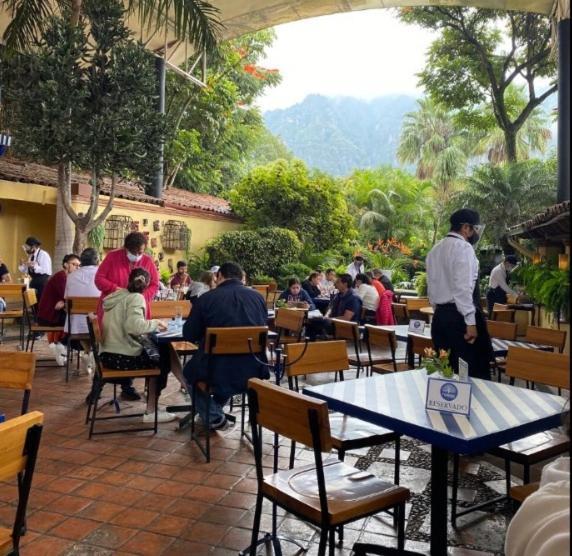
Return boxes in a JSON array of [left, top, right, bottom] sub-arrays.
[[430, 445, 448, 556]]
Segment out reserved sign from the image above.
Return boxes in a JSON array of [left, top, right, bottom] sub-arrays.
[[408, 319, 426, 333], [426, 377, 472, 416]]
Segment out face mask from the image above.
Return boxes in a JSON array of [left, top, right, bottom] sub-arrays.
[[127, 252, 143, 263], [466, 224, 485, 247]]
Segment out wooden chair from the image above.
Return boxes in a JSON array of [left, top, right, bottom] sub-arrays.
[[451, 346, 570, 527], [486, 320, 518, 381], [405, 297, 430, 321], [406, 333, 434, 368], [492, 304, 516, 322], [274, 308, 307, 345], [22, 289, 64, 363], [247, 378, 410, 556], [391, 303, 408, 325], [0, 352, 36, 415], [190, 326, 268, 463], [524, 326, 567, 353], [0, 411, 43, 556], [149, 300, 192, 319], [285, 340, 401, 478], [366, 326, 410, 374], [65, 297, 99, 382], [0, 284, 26, 350], [509, 482, 540, 504], [252, 284, 270, 303], [86, 314, 161, 439], [330, 318, 372, 378]]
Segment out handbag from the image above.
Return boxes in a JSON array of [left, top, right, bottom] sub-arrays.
[[139, 335, 160, 363]]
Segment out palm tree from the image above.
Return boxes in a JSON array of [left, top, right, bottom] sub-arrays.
[[2, 0, 221, 262], [470, 85, 552, 164], [397, 98, 470, 243]]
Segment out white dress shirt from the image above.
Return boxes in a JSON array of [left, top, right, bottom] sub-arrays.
[[505, 457, 570, 556], [488, 263, 516, 295], [346, 262, 365, 280], [18, 248, 52, 276], [426, 232, 479, 326], [64, 265, 101, 334], [356, 283, 380, 311]]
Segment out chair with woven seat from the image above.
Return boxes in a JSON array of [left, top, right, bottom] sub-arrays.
[[22, 289, 64, 363], [366, 326, 411, 374], [451, 346, 570, 527], [524, 325, 567, 353], [391, 303, 408, 325], [86, 314, 161, 438], [65, 297, 99, 382], [247, 378, 410, 556], [274, 307, 307, 346], [0, 352, 36, 415], [330, 318, 372, 378], [0, 284, 26, 350], [190, 326, 269, 463], [0, 411, 43, 556], [149, 300, 192, 320], [285, 340, 402, 475], [405, 333, 434, 368]]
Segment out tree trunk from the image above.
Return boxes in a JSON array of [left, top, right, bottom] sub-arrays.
[[54, 188, 75, 267], [505, 129, 518, 163], [73, 226, 89, 255]]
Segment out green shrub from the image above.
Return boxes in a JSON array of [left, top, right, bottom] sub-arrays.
[[276, 262, 312, 289], [251, 274, 275, 285], [160, 269, 171, 286], [413, 271, 428, 296], [206, 227, 302, 279], [187, 250, 211, 280]]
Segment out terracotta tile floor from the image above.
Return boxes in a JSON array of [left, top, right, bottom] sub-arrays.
[[0, 330, 549, 555]]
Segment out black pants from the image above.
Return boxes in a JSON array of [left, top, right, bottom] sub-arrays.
[[431, 305, 493, 380], [486, 287, 507, 317]]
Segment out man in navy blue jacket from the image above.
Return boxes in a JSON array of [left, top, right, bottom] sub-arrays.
[[182, 262, 269, 429]]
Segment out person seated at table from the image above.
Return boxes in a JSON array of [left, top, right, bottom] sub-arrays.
[[487, 254, 518, 317], [354, 273, 380, 323], [320, 268, 337, 297], [36, 254, 80, 365], [302, 272, 329, 314], [505, 411, 570, 556], [98, 268, 178, 423], [278, 277, 316, 310], [367, 270, 385, 297], [182, 262, 269, 430], [0, 255, 11, 283], [186, 271, 216, 301], [327, 273, 362, 322], [169, 260, 192, 291], [373, 268, 395, 294], [63, 248, 101, 372]]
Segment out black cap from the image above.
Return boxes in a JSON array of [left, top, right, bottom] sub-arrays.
[[505, 255, 518, 265], [450, 209, 480, 227], [25, 236, 41, 247]]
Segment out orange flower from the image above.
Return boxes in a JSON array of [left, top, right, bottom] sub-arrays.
[[439, 350, 448, 360], [424, 347, 436, 358]]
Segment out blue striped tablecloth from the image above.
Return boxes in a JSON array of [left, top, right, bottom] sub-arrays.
[[303, 370, 566, 455]]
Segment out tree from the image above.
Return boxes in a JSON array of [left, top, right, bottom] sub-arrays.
[[4, 0, 164, 254], [164, 30, 282, 194], [397, 98, 469, 242], [453, 158, 557, 248], [229, 159, 356, 252], [2, 0, 221, 262], [399, 7, 556, 163]]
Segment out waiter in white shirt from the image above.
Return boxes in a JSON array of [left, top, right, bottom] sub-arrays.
[[18, 236, 52, 301], [346, 254, 365, 280], [426, 209, 493, 380], [486, 255, 518, 316]]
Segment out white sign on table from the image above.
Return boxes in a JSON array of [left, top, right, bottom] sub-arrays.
[[408, 319, 426, 333], [426, 376, 472, 417], [458, 357, 469, 382]]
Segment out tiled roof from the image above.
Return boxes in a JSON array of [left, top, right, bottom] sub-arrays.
[[0, 157, 232, 215], [507, 201, 570, 240]]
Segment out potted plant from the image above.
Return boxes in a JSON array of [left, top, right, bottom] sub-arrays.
[[422, 348, 455, 379]]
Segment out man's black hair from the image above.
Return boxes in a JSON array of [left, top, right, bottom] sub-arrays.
[[80, 248, 99, 267], [124, 232, 147, 251], [218, 262, 243, 281], [325, 268, 336, 275], [338, 273, 353, 288], [354, 273, 371, 286], [505, 255, 518, 266], [176, 260, 187, 269], [449, 208, 480, 232], [25, 236, 41, 247]]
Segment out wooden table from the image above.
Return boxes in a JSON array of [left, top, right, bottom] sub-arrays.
[[304, 371, 566, 555], [420, 306, 434, 323]]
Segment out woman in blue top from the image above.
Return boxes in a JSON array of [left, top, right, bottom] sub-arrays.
[[278, 277, 316, 311]]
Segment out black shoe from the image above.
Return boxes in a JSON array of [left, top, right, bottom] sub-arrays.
[[120, 388, 142, 401], [209, 416, 228, 431]]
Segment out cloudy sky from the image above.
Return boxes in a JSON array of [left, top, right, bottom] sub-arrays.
[[256, 9, 438, 113]]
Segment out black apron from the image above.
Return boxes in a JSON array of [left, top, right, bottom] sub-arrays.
[[28, 249, 50, 301], [431, 235, 493, 380], [486, 266, 509, 316]]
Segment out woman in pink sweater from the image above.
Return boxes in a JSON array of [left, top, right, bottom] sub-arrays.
[[95, 232, 159, 322]]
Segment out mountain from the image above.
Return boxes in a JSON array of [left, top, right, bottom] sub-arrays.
[[263, 92, 559, 176], [263, 94, 419, 176]]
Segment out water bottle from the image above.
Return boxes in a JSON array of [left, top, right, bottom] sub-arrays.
[[167, 318, 176, 333], [175, 307, 183, 329]]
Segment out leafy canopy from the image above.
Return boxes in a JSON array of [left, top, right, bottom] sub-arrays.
[[229, 158, 356, 252]]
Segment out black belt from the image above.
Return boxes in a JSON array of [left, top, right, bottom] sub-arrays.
[[436, 303, 456, 309]]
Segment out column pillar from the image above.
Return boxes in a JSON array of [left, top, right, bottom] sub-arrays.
[[557, 17, 570, 202], [150, 56, 166, 198]]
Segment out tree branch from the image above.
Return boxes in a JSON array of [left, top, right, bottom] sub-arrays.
[[58, 162, 79, 224], [512, 84, 558, 130], [92, 172, 117, 228]]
